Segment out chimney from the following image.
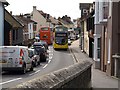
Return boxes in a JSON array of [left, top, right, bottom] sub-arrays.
[[33, 6, 37, 11], [10, 11, 12, 15]]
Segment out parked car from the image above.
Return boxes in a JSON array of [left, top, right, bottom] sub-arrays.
[[0, 46, 34, 74], [39, 40, 48, 51], [28, 48, 40, 67], [33, 42, 47, 62], [68, 39, 72, 45], [75, 34, 80, 40]]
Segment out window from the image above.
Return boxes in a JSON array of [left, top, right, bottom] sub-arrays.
[[16, 30, 18, 40], [30, 24, 31, 30], [103, 2, 109, 19], [13, 30, 15, 41], [30, 33, 31, 39], [41, 27, 49, 31], [98, 38, 101, 48], [97, 38, 101, 59], [55, 37, 67, 45]]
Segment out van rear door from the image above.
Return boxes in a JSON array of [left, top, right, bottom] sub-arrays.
[[0, 47, 19, 68]]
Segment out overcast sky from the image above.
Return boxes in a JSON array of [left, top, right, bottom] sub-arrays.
[[6, 0, 94, 20]]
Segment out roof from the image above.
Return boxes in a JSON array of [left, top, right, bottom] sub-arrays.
[[15, 15, 37, 25], [0, 0, 9, 5], [37, 10, 58, 25], [37, 10, 47, 18], [5, 10, 23, 28], [58, 18, 73, 28], [49, 16, 58, 24]]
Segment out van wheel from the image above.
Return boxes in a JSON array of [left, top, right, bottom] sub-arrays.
[[43, 57, 46, 62], [30, 64, 33, 71], [21, 66, 26, 74], [34, 61, 37, 67], [37, 61, 40, 65]]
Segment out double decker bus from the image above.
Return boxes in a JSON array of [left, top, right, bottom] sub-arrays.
[[39, 27, 53, 45], [53, 26, 68, 50]]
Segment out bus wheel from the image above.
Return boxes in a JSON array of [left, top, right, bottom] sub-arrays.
[[65, 49, 68, 51], [54, 48, 57, 50]]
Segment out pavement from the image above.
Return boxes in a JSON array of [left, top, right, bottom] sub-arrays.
[[70, 39, 119, 89]]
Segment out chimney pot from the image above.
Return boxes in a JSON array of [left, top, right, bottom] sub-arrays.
[[10, 11, 12, 15], [33, 6, 37, 10]]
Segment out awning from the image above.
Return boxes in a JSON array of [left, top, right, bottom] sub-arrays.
[[5, 10, 23, 28]]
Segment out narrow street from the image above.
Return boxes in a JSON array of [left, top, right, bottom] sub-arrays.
[[1, 45, 74, 88], [0, 0, 120, 89]]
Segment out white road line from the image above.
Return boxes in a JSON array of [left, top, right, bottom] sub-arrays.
[[49, 54, 53, 56], [49, 56, 53, 60], [35, 70, 41, 74], [29, 70, 41, 76], [43, 64, 48, 69], [48, 50, 53, 52], [29, 73, 35, 76], [0, 78, 22, 85], [48, 60, 51, 63]]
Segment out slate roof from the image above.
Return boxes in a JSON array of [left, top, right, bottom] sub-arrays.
[[5, 9, 23, 28], [15, 15, 37, 25]]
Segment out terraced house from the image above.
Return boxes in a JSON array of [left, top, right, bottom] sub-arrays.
[[15, 14, 37, 46], [31, 6, 58, 36], [0, 0, 23, 46], [94, 0, 120, 78], [79, 3, 94, 58]]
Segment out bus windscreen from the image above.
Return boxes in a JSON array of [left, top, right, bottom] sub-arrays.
[[41, 27, 49, 31]]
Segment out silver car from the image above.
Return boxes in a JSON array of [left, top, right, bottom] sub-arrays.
[[28, 48, 40, 67]]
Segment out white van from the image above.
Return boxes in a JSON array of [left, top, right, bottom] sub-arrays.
[[0, 46, 34, 74]]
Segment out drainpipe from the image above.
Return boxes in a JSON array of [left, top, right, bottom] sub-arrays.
[[0, 3, 4, 46]]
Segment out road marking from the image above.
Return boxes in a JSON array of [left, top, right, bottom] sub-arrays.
[[35, 70, 41, 74], [48, 60, 51, 63], [0, 78, 22, 85], [49, 56, 53, 60], [48, 50, 53, 53], [43, 64, 48, 69], [49, 53, 53, 56], [29, 73, 35, 76], [29, 70, 41, 76]]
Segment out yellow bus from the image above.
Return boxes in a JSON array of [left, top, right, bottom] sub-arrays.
[[53, 26, 68, 50]]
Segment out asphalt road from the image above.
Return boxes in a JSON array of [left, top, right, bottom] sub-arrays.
[[1, 45, 74, 88]]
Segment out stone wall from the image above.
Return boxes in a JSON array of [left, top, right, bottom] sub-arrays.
[[7, 60, 92, 89]]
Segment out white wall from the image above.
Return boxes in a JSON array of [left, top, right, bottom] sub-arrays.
[[0, 3, 4, 46]]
